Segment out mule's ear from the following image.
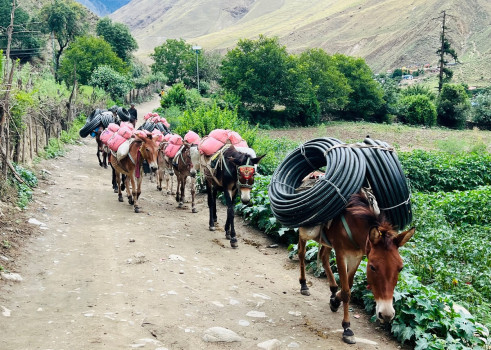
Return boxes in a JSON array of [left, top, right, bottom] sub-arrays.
[[147, 134, 153, 140], [251, 154, 266, 164], [393, 227, 415, 247], [368, 226, 382, 244]]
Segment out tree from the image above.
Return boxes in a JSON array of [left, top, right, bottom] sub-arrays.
[[150, 39, 195, 85], [58, 35, 127, 86], [96, 17, 137, 63], [90, 65, 131, 101], [298, 48, 351, 115], [437, 84, 470, 129], [436, 11, 458, 93], [332, 54, 385, 121], [398, 95, 437, 126], [220, 35, 291, 113], [40, 0, 89, 80], [0, 0, 43, 60], [471, 92, 491, 130]]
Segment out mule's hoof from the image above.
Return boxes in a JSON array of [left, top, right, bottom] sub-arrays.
[[225, 233, 231, 240], [134, 207, 140, 213], [104, 165, 108, 169], [128, 198, 134, 205], [330, 297, 341, 312], [192, 208, 197, 213], [166, 190, 171, 195], [113, 188, 118, 193], [178, 202, 183, 208], [301, 289, 311, 296], [209, 226, 216, 231], [230, 240, 238, 248], [342, 335, 356, 344], [118, 196, 124, 202], [157, 186, 162, 191], [171, 192, 175, 195]]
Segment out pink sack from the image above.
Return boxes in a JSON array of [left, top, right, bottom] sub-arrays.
[[108, 134, 127, 152], [108, 123, 120, 132], [165, 144, 181, 158], [100, 129, 114, 145], [164, 133, 172, 141], [120, 121, 134, 130], [169, 134, 183, 146], [152, 112, 159, 117], [228, 131, 244, 145], [152, 130, 164, 143], [209, 129, 229, 144], [184, 131, 200, 145], [117, 126, 133, 139], [135, 130, 148, 139], [144, 113, 152, 120], [199, 136, 225, 156], [235, 140, 248, 148]]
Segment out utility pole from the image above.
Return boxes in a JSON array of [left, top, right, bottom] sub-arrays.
[[192, 45, 201, 93]]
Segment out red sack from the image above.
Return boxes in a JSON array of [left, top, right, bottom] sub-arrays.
[[108, 123, 120, 132], [100, 129, 114, 145], [184, 131, 200, 145], [108, 134, 127, 152], [117, 126, 133, 139], [165, 144, 181, 158], [199, 136, 225, 156], [209, 129, 229, 144]]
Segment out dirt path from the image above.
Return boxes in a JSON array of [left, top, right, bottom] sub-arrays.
[[0, 99, 404, 350]]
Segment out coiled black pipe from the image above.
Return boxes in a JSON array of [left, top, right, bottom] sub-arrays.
[[268, 137, 366, 227]]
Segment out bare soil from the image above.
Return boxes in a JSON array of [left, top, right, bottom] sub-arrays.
[[0, 99, 407, 350]]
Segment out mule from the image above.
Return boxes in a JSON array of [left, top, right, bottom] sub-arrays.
[[93, 125, 108, 168], [201, 145, 265, 248], [110, 134, 159, 212], [172, 143, 198, 212], [156, 142, 175, 195], [297, 191, 415, 344]]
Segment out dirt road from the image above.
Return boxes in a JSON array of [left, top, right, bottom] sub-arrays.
[[0, 99, 403, 350]]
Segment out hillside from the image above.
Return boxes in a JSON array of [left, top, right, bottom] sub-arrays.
[[111, 0, 491, 86]]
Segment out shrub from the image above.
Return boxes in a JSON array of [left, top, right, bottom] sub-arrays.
[[13, 163, 38, 209], [398, 94, 437, 126], [472, 92, 491, 130], [160, 83, 202, 111], [90, 65, 132, 101], [437, 84, 471, 129]]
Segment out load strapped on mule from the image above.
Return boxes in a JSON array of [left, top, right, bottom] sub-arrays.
[[269, 136, 412, 229]]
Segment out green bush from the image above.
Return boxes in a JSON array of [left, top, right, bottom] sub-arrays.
[[472, 92, 491, 130], [160, 82, 202, 111], [437, 84, 471, 129], [398, 94, 437, 126], [13, 163, 38, 209], [399, 150, 491, 192], [253, 135, 298, 175]]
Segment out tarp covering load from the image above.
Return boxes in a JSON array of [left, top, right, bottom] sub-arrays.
[[269, 138, 367, 228], [359, 138, 412, 229], [199, 129, 248, 156], [165, 135, 183, 158], [269, 137, 411, 229]]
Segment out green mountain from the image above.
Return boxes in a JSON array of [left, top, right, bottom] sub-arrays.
[[111, 0, 491, 86]]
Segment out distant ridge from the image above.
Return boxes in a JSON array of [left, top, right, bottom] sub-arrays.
[[75, 0, 131, 16]]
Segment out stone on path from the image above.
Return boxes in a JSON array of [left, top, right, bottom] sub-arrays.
[[247, 310, 267, 318], [1, 272, 23, 282], [202, 327, 242, 342], [257, 339, 282, 349]]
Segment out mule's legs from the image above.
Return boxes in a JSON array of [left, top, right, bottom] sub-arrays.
[[206, 181, 216, 231], [134, 174, 143, 213], [125, 175, 133, 205], [223, 188, 238, 248], [212, 187, 218, 223], [320, 245, 340, 311], [115, 172, 124, 202], [102, 150, 108, 169], [157, 168, 163, 191], [111, 165, 119, 193], [190, 177, 197, 213], [97, 148, 103, 167], [297, 235, 310, 296]]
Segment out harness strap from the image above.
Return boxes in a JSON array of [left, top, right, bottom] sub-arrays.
[[341, 215, 360, 249], [320, 225, 333, 249]]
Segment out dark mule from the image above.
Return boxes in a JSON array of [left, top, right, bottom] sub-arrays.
[[298, 192, 415, 344], [201, 145, 265, 248], [156, 142, 175, 195], [110, 134, 159, 212], [93, 125, 108, 168], [172, 143, 198, 212]]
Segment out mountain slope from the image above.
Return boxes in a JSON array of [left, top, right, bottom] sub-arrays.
[[111, 0, 491, 85]]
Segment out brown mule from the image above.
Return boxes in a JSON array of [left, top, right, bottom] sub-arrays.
[[156, 142, 175, 195], [172, 143, 198, 213], [298, 192, 415, 344], [110, 134, 159, 212]]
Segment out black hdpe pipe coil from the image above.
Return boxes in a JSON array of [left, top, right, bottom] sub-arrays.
[[79, 114, 102, 138], [268, 137, 366, 227], [360, 138, 412, 229]]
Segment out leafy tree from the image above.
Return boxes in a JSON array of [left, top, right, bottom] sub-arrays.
[[436, 11, 458, 92], [96, 17, 137, 62], [200, 51, 222, 84], [40, 0, 89, 79], [297, 49, 351, 115], [398, 94, 437, 126], [376, 75, 400, 117], [332, 54, 385, 121], [0, 0, 43, 59], [58, 35, 127, 85], [400, 85, 436, 101], [437, 84, 470, 129], [471, 92, 491, 130], [391, 68, 403, 79], [89, 65, 131, 101], [150, 39, 195, 85], [220, 35, 291, 113], [160, 82, 201, 110]]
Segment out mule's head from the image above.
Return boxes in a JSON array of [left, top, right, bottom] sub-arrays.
[[230, 153, 266, 204], [181, 143, 197, 178], [365, 224, 415, 323], [138, 134, 159, 171]]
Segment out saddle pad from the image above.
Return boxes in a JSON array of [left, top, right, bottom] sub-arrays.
[[184, 130, 200, 145], [100, 129, 114, 145], [108, 134, 127, 153], [199, 136, 224, 156]]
